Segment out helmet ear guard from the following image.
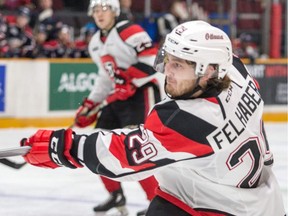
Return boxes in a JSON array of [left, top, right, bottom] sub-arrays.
[[156, 21, 233, 79], [88, 0, 120, 16]]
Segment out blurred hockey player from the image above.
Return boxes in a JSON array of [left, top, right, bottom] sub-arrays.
[[30, 0, 54, 29], [238, 33, 259, 64], [0, 13, 8, 57], [34, 17, 64, 58], [118, 0, 133, 21], [55, 24, 74, 57], [157, 0, 188, 44], [74, 0, 161, 215], [21, 20, 286, 216], [70, 22, 97, 58], [2, 7, 35, 58]]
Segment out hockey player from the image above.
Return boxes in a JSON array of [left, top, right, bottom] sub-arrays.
[[0, 13, 8, 57], [1, 6, 35, 58], [73, 0, 161, 215], [34, 17, 65, 58], [70, 22, 97, 58], [20, 21, 286, 215]]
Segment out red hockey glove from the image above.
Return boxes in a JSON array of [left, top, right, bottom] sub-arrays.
[[114, 70, 136, 101], [75, 98, 101, 128], [20, 129, 83, 169]]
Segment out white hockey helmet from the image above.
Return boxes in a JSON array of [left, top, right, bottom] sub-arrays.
[[88, 0, 120, 16], [155, 21, 232, 79]]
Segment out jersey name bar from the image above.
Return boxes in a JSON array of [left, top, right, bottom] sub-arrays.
[[209, 80, 262, 151]]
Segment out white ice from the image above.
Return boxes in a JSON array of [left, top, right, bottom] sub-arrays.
[[0, 123, 287, 216]]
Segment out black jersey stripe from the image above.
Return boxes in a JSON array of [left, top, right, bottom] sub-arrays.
[[216, 97, 227, 120], [83, 132, 116, 177], [130, 62, 156, 76], [195, 208, 236, 216], [232, 56, 249, 79], [155, 101, 217, 146], [116, 20, 133, 34]]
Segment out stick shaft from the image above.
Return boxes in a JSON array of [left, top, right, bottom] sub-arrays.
[[0, 146, 31, 159]]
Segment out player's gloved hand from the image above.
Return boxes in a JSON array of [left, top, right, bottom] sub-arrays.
[[114, 70, 136, 100], [75, 98, 101, 128], [20, 129, 83, 169]]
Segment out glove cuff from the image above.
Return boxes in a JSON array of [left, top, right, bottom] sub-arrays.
[[49, 129, 80, 169]]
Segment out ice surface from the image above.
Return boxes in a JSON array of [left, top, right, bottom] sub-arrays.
[[0, 123, 287, 215]]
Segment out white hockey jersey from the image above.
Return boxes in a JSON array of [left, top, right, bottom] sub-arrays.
[[87, 20, 165, 103], [77, 56, 285, 215]]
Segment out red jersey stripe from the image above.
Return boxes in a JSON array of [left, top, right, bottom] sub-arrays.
[[127, 66, 147, 78], [146, 110, 214, 157], [157, 188, 229, 216], [156, 188, 202, 216], [138, 47, 158, 57], [205, 97, 219, 104], [119, 24, 144, 41]]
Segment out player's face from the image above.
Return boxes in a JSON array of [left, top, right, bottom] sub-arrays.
[[92, 5, 116, 31], [120, 0, 132, 9], [17, 16, 29, 28], [40, 0, 52, 10], [164, 54, 198, 98]]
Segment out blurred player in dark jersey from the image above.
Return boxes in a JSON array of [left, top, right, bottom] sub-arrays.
[[1, 7, 35, 58], [34, 17, 65, 58], [70, 22, 97, 58], [0, 13, 8, 57]]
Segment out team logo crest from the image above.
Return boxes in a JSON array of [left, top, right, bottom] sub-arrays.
[[101, 55, 117, 78], [175, 25, 187, 36]]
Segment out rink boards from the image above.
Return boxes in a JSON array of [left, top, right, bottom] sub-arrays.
[[0, 58, 287, 128]]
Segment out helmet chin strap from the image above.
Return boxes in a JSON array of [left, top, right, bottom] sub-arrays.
[[165, 77, 204, 100]]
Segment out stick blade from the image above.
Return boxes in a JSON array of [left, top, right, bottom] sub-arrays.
[[0, 146, 31, 159]]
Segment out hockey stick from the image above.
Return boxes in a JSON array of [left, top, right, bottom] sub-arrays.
[[0, 158, 27, 169], [0, 146, 31, 159], [0, 96, 116, 157]]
